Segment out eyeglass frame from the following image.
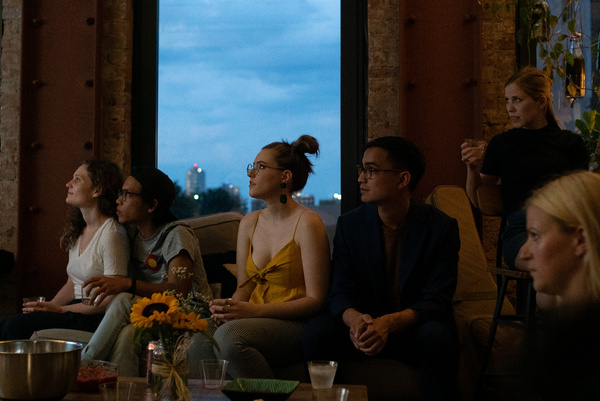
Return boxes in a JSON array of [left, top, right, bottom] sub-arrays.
[[117, 189, 143, 201], [247, 162, 286, 174], [357, 164, 405, 180]]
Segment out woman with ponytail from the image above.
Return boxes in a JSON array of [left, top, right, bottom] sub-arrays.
[[461, 67, 588, 271]]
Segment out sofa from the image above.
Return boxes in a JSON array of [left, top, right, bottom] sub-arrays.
[[33, 187, 521, 400], [185, 187, 522, 401]]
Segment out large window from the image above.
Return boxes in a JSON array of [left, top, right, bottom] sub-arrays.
[[157, 1, 341, 224], [131, 1, 367, 219]]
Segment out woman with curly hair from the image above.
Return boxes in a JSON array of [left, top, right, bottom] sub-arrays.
[[206, 135, 331, 378], [0, 159, 129, 340]]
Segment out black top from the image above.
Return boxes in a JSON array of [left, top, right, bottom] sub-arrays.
[[481, 124, 588, 213]]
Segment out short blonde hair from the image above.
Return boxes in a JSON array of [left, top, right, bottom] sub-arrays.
[[525, 171, 600, 300]]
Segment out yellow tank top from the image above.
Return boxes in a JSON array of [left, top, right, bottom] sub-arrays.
[[242, 211, 306, 304]]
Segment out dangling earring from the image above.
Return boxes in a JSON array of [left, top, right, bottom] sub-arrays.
[[280, 183, 287, 204]]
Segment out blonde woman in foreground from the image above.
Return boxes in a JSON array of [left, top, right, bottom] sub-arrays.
[[519, 170, 600, 401], [520, 170, 600, 310]]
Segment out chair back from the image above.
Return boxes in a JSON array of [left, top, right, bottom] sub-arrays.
[[426, 185, 497, 302]]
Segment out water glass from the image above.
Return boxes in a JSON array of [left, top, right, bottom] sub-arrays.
[[201, 359, 228, 389], [307, 360, 338, 389], [23, 296, 45, 304], [464, 138, 486, 159], [99, 381, 139, 401]]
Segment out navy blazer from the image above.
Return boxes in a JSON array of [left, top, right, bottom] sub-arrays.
[[327, 201, 459, 327]]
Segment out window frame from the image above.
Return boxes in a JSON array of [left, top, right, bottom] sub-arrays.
[[131, 0, 367, 213]]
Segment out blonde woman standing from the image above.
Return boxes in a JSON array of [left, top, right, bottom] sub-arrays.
[[462, 67, 588, 271]]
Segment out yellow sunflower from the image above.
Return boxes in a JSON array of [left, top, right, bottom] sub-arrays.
[[171, 311, 208, 332], [131, 292, 180, 329]]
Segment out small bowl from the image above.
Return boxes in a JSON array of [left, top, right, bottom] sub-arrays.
[[72, 360, 118, 392], [222, 378, 299, 401]]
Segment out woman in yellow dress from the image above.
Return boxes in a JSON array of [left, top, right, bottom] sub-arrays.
[[209, 134, 331, 378]]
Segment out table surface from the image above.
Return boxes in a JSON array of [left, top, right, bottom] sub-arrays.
[[63, 377, 369, 401]]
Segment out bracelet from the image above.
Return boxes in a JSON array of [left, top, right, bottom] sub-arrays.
[[129, 278, 137, 299]]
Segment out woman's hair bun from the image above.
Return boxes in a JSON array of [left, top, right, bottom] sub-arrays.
[[291, 135, 319, 157]]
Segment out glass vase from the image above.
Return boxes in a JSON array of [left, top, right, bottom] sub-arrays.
[[151, 335, 193, 401]]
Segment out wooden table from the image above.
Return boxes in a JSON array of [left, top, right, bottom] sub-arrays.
[[63, 377, 369, 401]]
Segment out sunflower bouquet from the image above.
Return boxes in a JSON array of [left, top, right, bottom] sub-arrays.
[[130, 291, 213, 401], [130, 292, 209, 342]]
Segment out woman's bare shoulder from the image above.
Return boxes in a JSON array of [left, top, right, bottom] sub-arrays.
[[297, 208, 326, 232], [239, 210, 259, 232]]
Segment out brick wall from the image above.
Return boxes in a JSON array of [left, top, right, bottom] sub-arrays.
[[100, 0, 133, 172], [0, 0, 22, 256], [368, 0, 400, 139], [478, 0, 516, 267]]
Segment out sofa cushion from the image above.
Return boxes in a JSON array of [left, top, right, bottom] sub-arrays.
[[181, 212, 243, 299], [425, 185, 498, 302], [31, 328, 94, 345], [183, 212, 242, 255]]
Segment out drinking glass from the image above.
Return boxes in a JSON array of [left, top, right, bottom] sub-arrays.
[[307, 360, 338, 389], [464, 138, 486, 159], [201, 359, 228, 389]]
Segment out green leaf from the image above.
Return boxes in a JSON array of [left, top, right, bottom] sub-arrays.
[[558, 34, 568, 42], [575, 119, 588, 135], [554, 42, 564, 53], [516, 29, 524, 46], [567, 18, 576, 33], [565, 52, 574, 66], [549, 15, 558, 28], [588, 110, 597, 128], [520, 6, 530, 22]]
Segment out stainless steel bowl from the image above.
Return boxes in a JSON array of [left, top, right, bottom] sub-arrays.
[[0, 340, 83, 400]]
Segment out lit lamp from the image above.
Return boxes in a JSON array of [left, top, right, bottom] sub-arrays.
[[565, 34, 585, 99]]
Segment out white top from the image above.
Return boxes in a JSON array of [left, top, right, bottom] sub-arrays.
[[67, 218, 129, 299]]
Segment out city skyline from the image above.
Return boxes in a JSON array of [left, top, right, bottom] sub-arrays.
[[182, 162, 339, 208], [156, 1, 341, 211]]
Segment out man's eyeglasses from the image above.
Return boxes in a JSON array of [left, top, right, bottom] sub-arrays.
[[118, 189, 142, 201], [357, 165, 404, 180], [247, 163, 285, 174]]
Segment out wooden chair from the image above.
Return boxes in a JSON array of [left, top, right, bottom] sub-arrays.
[[476, 184, 536, 396]]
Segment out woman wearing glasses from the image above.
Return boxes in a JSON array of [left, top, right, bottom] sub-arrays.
[[0, 159, 129, 340], [208, 134, 331, 378], [80, 166, 213, 376]]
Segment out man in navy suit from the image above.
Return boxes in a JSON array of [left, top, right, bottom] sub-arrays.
[[303, 136, 460, 401]]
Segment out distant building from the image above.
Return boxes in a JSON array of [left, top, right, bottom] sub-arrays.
[[294, 193, 314, 206], [221, 183, 240, 197], [185, 164, 205, 196]]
